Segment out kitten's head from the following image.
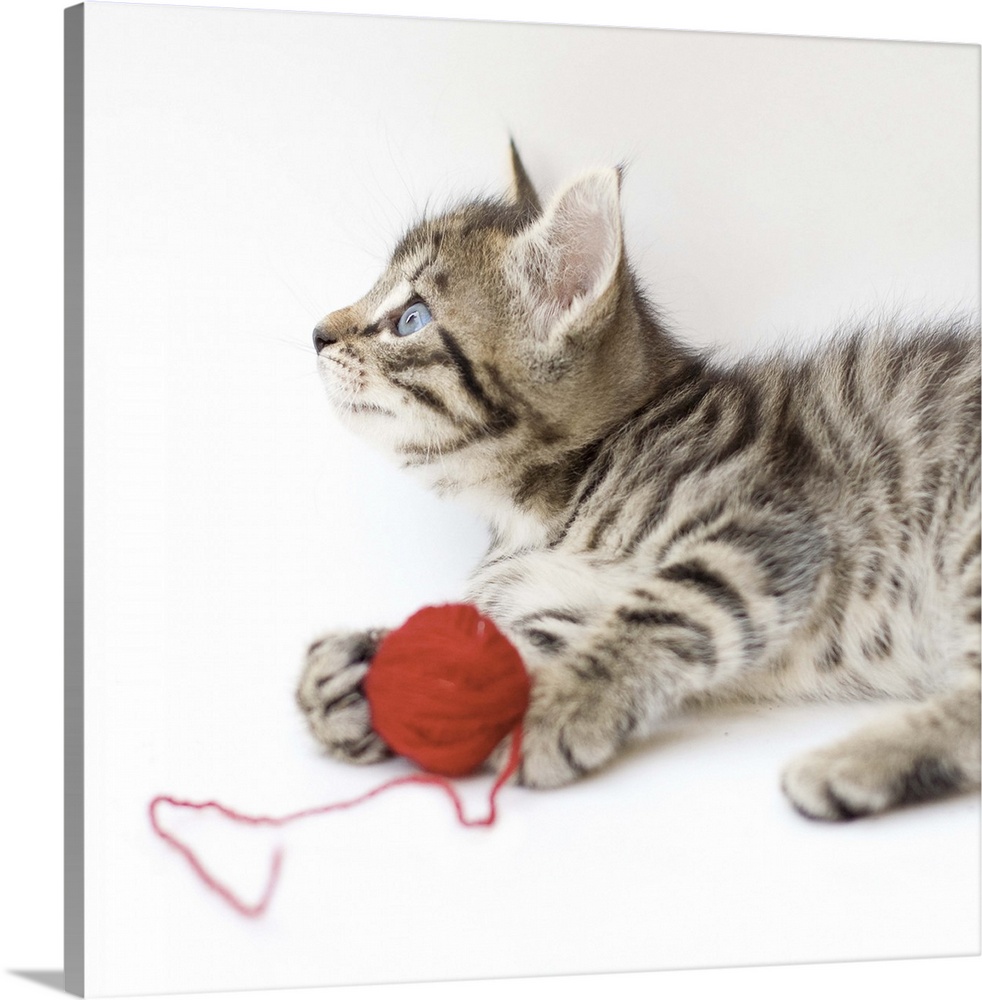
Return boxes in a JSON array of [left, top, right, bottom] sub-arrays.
[[313, 145, 658, 475]]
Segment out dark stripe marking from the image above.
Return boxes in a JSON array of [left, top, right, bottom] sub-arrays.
[[320, 690, 361, 717], [408, 259, 430, 283], [437, 327, 518, 436], [659, 559, 749, 622], [659, 558, 758, 659], [958, 530, 981, 575], [617, 607, 696, 628], [525, 628, 567, 654], [512, 608, 585, 628], [571, 654, 613, 681], [556, 731, 588, 778], [898, 756, 964, 805], [391, 376, 455, 418]]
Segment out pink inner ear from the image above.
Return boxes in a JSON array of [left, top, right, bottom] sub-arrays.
[[508, 169, 622, 337], [549, 202, 613, 309], [523, 172, 621, 328]]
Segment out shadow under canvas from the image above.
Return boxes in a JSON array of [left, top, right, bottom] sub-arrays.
[[8, 972, 68, 994]]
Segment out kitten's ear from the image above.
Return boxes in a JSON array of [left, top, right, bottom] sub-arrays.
[[508, 139, 541, 216], [508, 168, 623, 344]]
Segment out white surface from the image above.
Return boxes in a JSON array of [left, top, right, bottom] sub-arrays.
[[2, 2, 981, 1000]]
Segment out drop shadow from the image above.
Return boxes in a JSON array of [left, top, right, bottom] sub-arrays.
[[8, 971, 67, 994]]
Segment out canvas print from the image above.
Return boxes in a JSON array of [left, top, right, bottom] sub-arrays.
[[66, 2, 980, 996]]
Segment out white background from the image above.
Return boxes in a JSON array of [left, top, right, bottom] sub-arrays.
[[2, 2, 981, 1000]]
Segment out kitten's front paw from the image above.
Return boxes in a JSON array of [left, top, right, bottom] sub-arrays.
[[490, 665, 634, 789], [296, 629, 393, 765]]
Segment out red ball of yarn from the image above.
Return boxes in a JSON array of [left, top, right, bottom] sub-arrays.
[[363, 604, 530, 777]]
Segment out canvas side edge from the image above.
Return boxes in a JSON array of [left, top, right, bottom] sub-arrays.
[[65, 4, 85, 997]]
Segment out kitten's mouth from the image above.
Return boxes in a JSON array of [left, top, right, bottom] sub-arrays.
[[317, 358, 396, 419], [318, 352, 357, 374], [318, 353, 364, 392]]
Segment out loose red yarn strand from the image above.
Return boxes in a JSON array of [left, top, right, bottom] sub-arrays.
[[148, 724, 523, 918]]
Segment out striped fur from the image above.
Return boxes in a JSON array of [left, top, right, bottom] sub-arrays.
[[299, 147, 981, 820]]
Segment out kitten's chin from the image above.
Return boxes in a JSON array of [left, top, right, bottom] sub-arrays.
[[330, 397, 419, 450], [329, 399, 400, 443], [320, 375, 457, 459], [318, 370, 396, 422]]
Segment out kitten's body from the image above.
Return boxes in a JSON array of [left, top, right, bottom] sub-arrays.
[[298, 147, 980, 819]]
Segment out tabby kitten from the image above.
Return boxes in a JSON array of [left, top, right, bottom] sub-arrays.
[[297, 144, 980, 820]]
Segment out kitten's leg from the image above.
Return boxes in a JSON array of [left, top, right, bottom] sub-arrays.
[[475, 508, 830, 788], [783, 525, 982, 820], [486, 563, 788, 789], [781, 667, 981, 820], [296, 628, 393, 764], [783, 513, 981, 820]]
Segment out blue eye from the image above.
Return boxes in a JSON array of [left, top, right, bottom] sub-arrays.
[[396, 302, 432, 336]]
